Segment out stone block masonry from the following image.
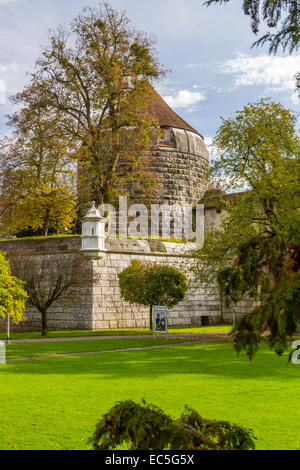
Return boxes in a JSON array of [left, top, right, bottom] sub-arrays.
[[0, 236, 254, 332]]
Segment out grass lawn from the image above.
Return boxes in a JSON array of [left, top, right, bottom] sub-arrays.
[[0, 340, 299, 450], [0, 325, 232, 341], [5, 337, 201, 359]]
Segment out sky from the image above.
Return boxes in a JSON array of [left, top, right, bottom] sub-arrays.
[[0, 0, 300, 150]]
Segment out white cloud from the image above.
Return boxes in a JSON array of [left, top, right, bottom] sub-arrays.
[[204, 136, 220, 161], [291, 91, 300, 105], [0, 63, 30, 95], [0, 80, 6, 104], [204, 136, 213, 147], [163, 89, 206, 111], [220, 53, 300, 103], [183, 64, 203, 70]]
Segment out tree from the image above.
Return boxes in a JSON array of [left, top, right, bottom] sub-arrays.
[[218, 225, 300, 358], [118, 260, 188, 330], [191, 98, 300, 357], [15, 2, 163, 207], [8, 251, 90, 336], [205, 0, 300, 54], [0, 251, 28, 325], [0, 82, 77, 237], [90, 400, 256, 450]]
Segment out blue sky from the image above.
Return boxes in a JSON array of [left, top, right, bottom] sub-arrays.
[[1, 0, 300, 149]]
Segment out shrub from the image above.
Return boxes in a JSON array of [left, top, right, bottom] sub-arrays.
[[90, 400, 256, 450]]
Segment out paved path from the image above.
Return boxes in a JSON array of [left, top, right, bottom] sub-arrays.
[[5, 332, 230, 344], [6, 337, 231, 362]]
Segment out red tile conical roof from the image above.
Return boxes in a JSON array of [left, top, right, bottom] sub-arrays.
[[149, 88, 202, 137]]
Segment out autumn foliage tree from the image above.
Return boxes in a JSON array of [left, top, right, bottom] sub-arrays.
[[0, 81, 77, 237], [0, 3, 164, 237], [118, 260, 188, 330], [19, 2, 164, 207]]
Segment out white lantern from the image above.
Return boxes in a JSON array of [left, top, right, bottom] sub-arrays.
[[81, 202, 106, 258]]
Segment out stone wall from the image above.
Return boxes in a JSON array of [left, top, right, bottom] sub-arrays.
[[0, 236, 255, 332], [91, 246, 255, 330], [91, 251, 217, 330], [0, 237, 93, 332], [204, 206, 228, 231]]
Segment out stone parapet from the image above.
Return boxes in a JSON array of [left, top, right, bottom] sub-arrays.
[[0, 236, 255, 332]]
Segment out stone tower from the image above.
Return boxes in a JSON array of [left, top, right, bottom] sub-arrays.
[[143, 90, 209, 207], [78, 89, 209, 211]]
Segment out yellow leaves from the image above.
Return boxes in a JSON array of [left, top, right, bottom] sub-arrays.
[[0, 126, 77, 236], [0, 252, 27, 324], [1, 185, 77, 236]]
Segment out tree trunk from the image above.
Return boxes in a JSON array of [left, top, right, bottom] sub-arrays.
[[150, 305, 153, 331], [41, 312, 47, 337], [220, 291, 224, 323], [43, 209, 50, 237]]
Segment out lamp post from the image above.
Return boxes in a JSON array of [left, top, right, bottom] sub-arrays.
[[81, 202, 106, 259]]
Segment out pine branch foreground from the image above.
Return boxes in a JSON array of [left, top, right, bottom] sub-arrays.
[[90, 400, 256, 450]]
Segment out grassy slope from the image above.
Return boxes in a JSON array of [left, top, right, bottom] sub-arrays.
[[0, 325, 232, 341], [0, 341, 299, 450]]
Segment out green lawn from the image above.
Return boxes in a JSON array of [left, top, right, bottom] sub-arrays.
[[0, 340, 299, 450], [0, 325, 232, 341], [5, 337, 200, 359]]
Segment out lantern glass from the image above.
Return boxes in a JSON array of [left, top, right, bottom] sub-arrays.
[[82, 221, 99, 237]]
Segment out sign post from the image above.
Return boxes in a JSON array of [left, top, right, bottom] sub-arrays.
[[153, 306, 168, 343], [6, 315, 10, 342]]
